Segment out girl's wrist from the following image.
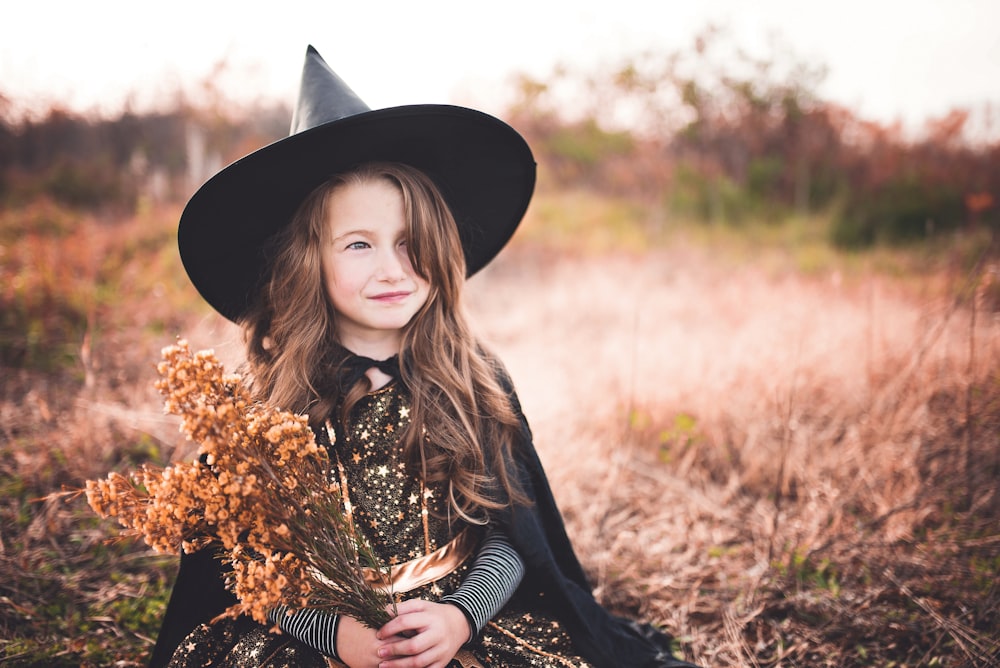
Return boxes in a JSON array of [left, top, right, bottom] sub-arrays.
[[441, 600, 476, 645], [329, 613, 342, 661]]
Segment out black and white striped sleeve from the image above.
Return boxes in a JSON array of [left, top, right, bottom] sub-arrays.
[[267, 605, 340, 660], [441, 527, 525, 640]]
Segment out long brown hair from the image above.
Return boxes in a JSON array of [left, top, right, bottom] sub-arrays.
[[242, 162, 527, 519]]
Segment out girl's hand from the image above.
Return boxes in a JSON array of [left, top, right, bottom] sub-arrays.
[[374, 599, 471, 668], [336, 614, 393, 668]]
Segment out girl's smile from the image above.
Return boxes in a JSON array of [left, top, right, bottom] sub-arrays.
[[370, 290, 411, 302], [321, 178, 430, 357]]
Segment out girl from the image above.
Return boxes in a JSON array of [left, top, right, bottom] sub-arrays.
[[150, 47, 698, 668]]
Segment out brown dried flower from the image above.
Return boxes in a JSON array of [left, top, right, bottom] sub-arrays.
[[84, 340, 394, 628]]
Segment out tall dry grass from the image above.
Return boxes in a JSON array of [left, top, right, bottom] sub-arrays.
[[468, 244, 1000, 666], [1, 198, 998, 666]]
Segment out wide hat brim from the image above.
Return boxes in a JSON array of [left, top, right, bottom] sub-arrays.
[[178, 103, 536, 322]]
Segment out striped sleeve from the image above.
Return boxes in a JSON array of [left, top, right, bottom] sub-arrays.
[[441, 527, 525, 640], [267, 605, 340, 660]]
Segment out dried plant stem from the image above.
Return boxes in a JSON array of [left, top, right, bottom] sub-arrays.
[[884, 569, 997, 664], [767, 358, 799, 566], [963, 270, 980, 510]]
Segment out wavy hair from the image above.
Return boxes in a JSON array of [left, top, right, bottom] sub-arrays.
[[241, 162, 527, 520]]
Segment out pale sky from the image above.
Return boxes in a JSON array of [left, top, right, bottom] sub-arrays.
[[2, 0, 998, 135]]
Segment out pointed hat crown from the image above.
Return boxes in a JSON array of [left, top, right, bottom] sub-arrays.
[[290, 46, 369, 133]]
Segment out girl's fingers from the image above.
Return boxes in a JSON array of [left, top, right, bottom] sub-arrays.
[[375, 599, 466, 667], [378, 600, 429, 638], [376, 647, 449, 668]]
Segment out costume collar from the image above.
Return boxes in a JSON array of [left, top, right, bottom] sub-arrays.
[[336, 352, 402, 390]]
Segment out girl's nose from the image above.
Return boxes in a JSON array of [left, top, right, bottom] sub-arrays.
[[375, 246, 407, 281]]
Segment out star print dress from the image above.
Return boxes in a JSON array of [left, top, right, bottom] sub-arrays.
[[326, 381, 592, 667], [164, 381, 592, 668]]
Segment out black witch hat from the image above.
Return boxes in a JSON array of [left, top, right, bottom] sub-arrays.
[[178, 45, 536, 322]]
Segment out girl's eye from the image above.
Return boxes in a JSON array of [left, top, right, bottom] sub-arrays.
[[346, 241, 369, 250]]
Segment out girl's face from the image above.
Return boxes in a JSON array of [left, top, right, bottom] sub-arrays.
[[321, 178, 430, 357]]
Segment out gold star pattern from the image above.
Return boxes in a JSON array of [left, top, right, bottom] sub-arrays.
[[335, 385, 447, 565]]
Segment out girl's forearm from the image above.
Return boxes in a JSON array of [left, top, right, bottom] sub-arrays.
[[440, 528, 525, 639]]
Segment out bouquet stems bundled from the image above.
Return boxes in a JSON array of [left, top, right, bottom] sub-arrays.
[[85, 341, 395, 628]]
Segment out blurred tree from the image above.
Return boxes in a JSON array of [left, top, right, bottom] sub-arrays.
[[0, 95, 288, 211], [502, 26, 999, 247], [832, 108, 999, 246]]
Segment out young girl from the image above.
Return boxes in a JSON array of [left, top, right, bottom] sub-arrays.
[[149, 47, 698, 668]]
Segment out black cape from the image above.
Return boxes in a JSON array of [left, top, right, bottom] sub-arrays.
[[493, 382, 698, 668], [148, 382, 699, 668]]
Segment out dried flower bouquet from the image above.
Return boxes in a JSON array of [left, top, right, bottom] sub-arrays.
[[84, 340, 395, 629]]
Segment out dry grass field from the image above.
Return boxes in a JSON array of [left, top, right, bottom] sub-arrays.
[[1, 199, 998, 666], [468, 235, 999, 667]]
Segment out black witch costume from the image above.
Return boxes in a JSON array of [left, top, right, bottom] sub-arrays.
[[152, 44, 700, 668]]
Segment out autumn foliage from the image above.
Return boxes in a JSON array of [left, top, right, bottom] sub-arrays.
[[502, 30, 1000, 244], [2, 31, 998, 248]]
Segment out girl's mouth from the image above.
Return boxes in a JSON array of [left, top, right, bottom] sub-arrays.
[[370, 291, 410, 303]]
